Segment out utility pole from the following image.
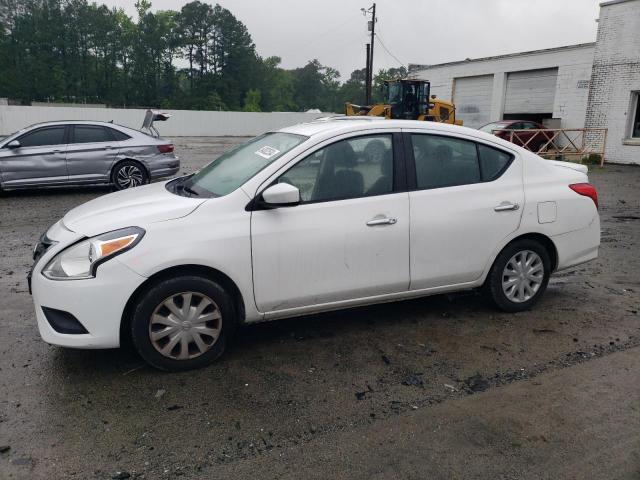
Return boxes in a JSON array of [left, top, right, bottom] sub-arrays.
[[365, 44, 371, 104], [362, 3, 376, 105]]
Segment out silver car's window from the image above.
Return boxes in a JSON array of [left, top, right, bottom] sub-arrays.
[[187, 132, 307, 197], [73, 126, 113, 144], [18, 127, 66, 147], [109, 128, 131, 141]]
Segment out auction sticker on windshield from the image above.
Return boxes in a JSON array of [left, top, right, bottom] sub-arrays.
[[255, 146, 280, 159]]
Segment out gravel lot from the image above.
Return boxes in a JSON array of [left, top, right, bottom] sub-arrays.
[[1, 137, 639, 479]]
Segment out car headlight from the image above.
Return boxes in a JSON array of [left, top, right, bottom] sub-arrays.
[[42, 227, 145, 280]]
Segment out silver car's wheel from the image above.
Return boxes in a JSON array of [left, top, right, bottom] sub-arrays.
[[116, 164, 144, 189], [149, 292, 222, 360], [501, 250, 544, 303]]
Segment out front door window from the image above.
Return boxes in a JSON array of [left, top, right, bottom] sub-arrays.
[[278, 134, 394, 202]]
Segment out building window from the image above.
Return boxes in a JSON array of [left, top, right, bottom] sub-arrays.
[[632, 92, 640, 139]]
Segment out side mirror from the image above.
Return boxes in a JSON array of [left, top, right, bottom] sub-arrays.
[[261, 182, 300, 207], [5, 140, 20, 149]]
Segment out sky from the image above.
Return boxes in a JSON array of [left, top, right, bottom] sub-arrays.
[[102, 0, 602, 79]]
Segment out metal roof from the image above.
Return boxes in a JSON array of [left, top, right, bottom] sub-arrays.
[[409, 43, 596, 73]]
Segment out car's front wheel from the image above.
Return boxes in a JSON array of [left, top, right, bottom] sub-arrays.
[[112, 160, 149, 190], [130, 276, 236, 371], [484, 239, 551, 312]]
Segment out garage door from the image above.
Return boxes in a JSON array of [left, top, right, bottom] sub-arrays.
[[504, 68, 558, 114], [453, 75, 494, 128]]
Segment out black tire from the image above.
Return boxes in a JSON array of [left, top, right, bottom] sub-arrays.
[[130, 276, 236, 371], [483, 239, 551, 313], [112, 160, 149, 190]]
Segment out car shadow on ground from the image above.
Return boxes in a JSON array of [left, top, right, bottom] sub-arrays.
[[45, 290, 490, 377]]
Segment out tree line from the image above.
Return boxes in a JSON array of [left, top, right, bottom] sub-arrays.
[[0, 0, 407, 112]]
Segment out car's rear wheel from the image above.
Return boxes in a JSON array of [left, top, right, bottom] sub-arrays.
[[130, 276, 236, 371], [484, 239, 551, 312], [112, 160, 148, 190]]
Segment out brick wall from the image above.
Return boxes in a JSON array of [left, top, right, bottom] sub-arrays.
[[585, 0, 640, 164]]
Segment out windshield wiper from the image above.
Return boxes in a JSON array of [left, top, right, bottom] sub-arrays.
[[180, 175, 201, 197], [183, 184, 199, 196], [169, 175, 199, 197]]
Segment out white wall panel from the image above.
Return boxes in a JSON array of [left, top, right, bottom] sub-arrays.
[[0, 106, 326, 137]]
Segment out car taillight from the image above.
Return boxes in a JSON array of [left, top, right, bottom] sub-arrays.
[[569, 183, 598, 209], [158, 144, 174, 154]]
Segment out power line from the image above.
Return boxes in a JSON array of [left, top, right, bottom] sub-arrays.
[[374, 32, 406, 68]]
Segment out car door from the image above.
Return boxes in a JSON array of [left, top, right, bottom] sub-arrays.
[[0, 125, 69, 188], [251, 132, 410, 313], [404, 130, 524, 290], [65, 125, 120, 184]]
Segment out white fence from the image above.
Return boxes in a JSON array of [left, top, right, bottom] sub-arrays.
[[0, 105, 327, 137]]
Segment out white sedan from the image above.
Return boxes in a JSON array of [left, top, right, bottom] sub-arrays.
[[30, 118, 600, 370]]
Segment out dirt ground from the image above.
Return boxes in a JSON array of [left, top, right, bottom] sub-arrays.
[[0, 137, 639, 479]]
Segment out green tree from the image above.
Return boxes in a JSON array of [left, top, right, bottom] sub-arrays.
[[242, 88, 261, 112], [0, 0, 381, 114], [259, 56, 296, 111], [290, 59, 345, 112]]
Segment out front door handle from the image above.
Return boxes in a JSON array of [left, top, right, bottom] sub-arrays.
[[494, 202, 520, 212], [367, 217, 397, 227]]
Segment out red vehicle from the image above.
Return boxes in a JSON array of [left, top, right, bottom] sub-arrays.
[[479, 120, 552, 152]]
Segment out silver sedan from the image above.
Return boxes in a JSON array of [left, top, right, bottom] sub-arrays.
[[0, 120, 180, 191]]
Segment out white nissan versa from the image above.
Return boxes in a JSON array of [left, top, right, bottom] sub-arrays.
[[30, 118, 600, 371]]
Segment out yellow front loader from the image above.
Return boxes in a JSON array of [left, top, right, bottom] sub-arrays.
[[345, 79, 462, 125]]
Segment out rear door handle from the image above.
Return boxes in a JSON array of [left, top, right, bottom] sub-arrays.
[[367, 217, 397, 226], [494, 202, 520, 212]]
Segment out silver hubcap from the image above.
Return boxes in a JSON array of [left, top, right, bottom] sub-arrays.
[[149, 292, 222, 360], [116, 165, 144, 189], [502, 250, 544, 303]]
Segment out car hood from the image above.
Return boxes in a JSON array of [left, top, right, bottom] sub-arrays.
[[62, 181, 206, 237]]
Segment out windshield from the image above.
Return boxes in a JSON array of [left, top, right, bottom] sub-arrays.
[[387, 83, 402, 104], [185, 132, 307, 197], [479, 122, 510, 133]]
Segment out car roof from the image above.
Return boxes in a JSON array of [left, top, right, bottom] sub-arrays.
[[280, 116, 501, 141], [279, 116, 538, 157], [23, 120, 131, 129]]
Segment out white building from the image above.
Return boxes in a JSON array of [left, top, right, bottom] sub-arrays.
[[409, 0, 640, 164]]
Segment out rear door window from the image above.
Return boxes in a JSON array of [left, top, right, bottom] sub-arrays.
[[411, 134, 480, 189], [18, 127, 66, 147], [72, 126, 113, 144]]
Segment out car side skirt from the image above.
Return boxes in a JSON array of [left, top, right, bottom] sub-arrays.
[[257, 279, 482, 323]]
